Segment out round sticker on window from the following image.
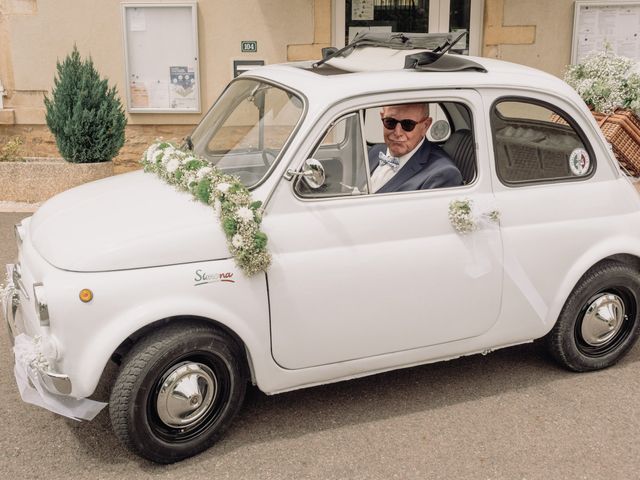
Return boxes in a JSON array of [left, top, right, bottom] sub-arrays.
[[569, 148, 590, 176]]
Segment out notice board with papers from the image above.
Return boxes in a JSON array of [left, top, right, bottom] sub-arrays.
[[572, 1, 640, 64], [122, 3, 201, 113]]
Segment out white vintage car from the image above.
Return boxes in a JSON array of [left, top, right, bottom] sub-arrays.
[[4, 34, 640, 463]]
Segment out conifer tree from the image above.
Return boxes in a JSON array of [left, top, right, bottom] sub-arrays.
[[44, 46, 127, 163]]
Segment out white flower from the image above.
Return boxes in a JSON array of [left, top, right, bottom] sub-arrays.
[[196, 167, 213, 180], [448, 199, 476, 234], [166, 158, 180, 173], [213, 200, 222, 216], [152, 148, 165, 164], [231, 234, 244, 248], [160, 147, 180, 166], [217, 182, 231, 193], [236, 207, 254, 222], [565, 49, 640, 114], [186, 171, 198, 184], [145, 144, 158, 163]]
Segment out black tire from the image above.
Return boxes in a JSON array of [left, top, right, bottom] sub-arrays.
[[546, 261, 640, 372], [109, 322, 247, 463]]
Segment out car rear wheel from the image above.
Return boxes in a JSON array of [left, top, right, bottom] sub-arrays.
[[109, 322, 247, 463], [546, 261, 640, 372]]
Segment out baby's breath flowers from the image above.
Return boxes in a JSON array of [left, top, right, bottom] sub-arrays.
[[449, 199, 476, 234], [565, 49, 640, 116], [448, 198, 500, 234], [141, 142, 271, 276]]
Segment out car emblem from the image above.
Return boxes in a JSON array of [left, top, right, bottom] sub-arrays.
[[193, 269, 235, 286]]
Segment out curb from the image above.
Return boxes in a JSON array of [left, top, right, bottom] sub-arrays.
[[0, 201, 41, 213]]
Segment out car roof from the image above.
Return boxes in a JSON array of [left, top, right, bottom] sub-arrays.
[[244, 47, 581, 109]]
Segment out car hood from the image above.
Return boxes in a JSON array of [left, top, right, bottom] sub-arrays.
[[30, 171, 231, 271]]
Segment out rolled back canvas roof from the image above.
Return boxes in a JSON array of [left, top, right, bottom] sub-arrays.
[[346, 32, 455, 51]]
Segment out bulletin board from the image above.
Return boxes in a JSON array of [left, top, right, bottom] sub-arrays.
[[572, 1, 640, 64], [122, 3, 201, 113]]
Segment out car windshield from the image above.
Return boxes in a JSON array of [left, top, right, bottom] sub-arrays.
[[190, 78, 304, 187]]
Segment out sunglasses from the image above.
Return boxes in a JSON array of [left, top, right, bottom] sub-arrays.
[[381, 117, 428, 132]]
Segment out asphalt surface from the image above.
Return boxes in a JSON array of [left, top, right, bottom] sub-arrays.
[[1, 210, 640, 479]]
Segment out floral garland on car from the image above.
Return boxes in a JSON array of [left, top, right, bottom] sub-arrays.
[[141, 142, 271, 276]]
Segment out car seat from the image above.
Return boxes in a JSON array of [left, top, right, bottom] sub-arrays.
[[442, 129, 476, 184]]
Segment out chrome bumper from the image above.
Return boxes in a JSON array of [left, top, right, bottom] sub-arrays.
[[3, 263, 72, 396]]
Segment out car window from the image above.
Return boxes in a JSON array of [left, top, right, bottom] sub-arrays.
[[295, 113, 369, 198], [295, 101, 476, 199], [491, 99, 595, 185], [190, 79, 303, 188]]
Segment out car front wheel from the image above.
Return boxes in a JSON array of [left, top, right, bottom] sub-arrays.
[[109, 322, 247, 463], [546, 261, 640, 372]]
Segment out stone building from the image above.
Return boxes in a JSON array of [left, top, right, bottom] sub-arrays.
[[0, 0, 633, 172]]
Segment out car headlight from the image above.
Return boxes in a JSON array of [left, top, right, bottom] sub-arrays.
[[33, 283, 50, 326]]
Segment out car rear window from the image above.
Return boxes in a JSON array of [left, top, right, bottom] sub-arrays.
[[491, 99, 595, 185]]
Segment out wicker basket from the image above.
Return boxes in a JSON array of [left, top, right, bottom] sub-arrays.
[[591, 109, 640, 176]]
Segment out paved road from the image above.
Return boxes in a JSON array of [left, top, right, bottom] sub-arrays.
[[1, 211, 640, 479]]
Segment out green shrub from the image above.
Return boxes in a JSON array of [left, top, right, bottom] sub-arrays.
[[44, 46, 127, 163]]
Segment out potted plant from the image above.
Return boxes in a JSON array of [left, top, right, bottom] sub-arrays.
[[0, 46, 128, 204], [565, 49, 640, 175]]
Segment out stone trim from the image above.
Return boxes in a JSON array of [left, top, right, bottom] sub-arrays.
[[287, 0, 331, 61], [0, 124, 194, 173], [0, 108, 15, 125], [0, 158, 114, 203], [483, 0, 536, 57]]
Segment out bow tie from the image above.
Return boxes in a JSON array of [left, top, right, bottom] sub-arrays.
[[378, 152, 399, 170]]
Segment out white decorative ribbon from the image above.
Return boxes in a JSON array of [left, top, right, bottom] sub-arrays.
[[13, 334, 107, 421], [449, 197, 549, 324]]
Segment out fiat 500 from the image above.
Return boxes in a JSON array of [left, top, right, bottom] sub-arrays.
[[4, 34, 640, 463]]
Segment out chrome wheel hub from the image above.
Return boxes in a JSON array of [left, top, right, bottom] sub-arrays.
[[156, 362, 217, 428], [581, 293, 626, 347]]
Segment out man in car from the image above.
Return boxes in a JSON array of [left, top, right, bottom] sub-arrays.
[[369, 103, 462, 193]]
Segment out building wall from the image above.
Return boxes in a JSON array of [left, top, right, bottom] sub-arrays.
[[0, 0, 326, 170], [0, 0, 579, 170], [483, 0, 575, 78]]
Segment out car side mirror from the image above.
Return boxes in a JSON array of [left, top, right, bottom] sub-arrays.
[[286, 158, 326, 190]]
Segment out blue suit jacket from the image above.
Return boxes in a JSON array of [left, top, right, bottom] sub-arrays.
[[368, 141, 462, 193]]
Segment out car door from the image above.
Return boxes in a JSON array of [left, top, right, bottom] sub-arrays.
[[265, 90, 503, 369], [483, 92, 629, 336]]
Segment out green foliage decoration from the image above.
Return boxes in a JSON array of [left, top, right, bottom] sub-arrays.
[[44, 46, 127, 163], [141, 141, 271, 276]]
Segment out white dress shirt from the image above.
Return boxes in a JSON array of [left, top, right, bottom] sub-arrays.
[[370, 138, 426, 192]]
